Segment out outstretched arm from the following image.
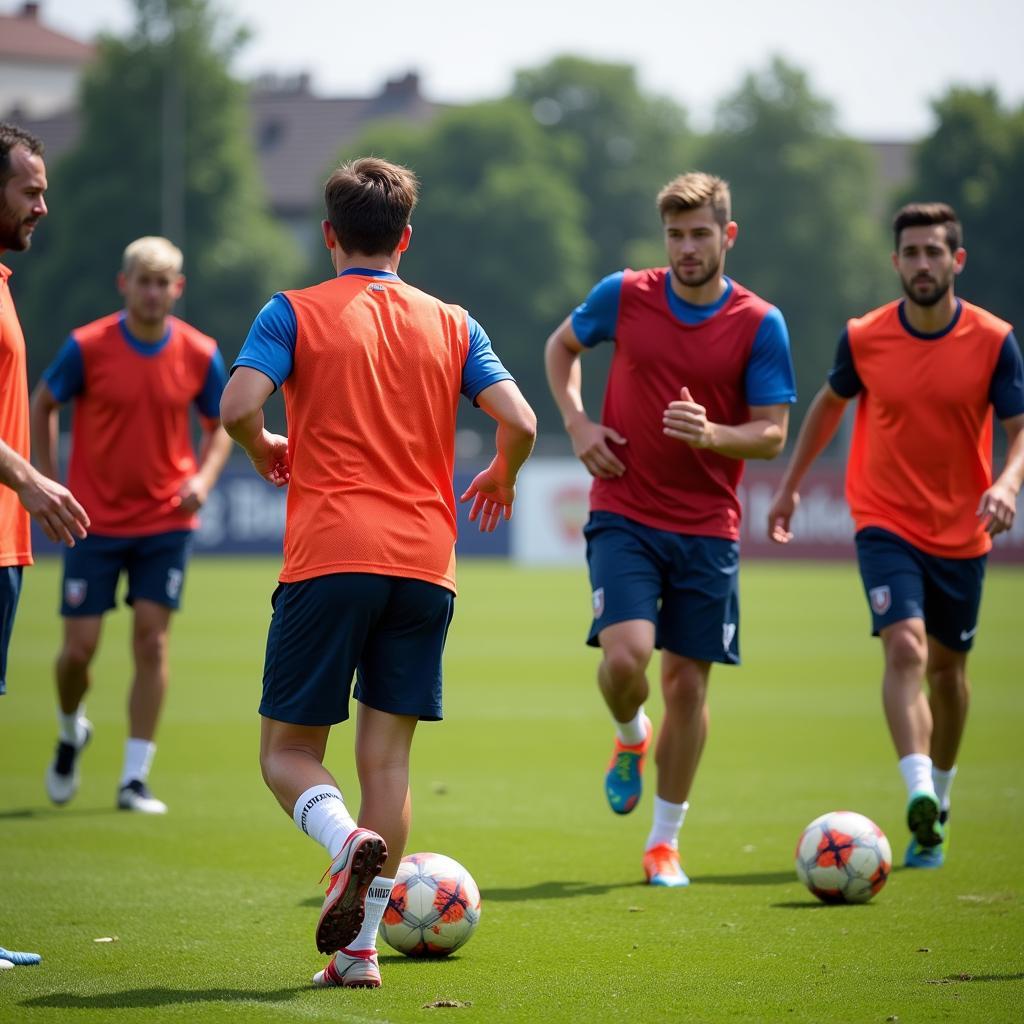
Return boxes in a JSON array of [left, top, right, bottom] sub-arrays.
[[219, 367, 290, 488], [544, 316, 626, 478], [766, 383, 849, 543], [979, 412, 1024, 536], [459, 380, 537, 532]]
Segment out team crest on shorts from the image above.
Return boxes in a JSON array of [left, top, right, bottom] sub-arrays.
[[166, 568, 183, 601], [722, 622, 737, 651], [869, 585, 891, 614], [64, 578, 87, 608], [592, 587, 605, 618]]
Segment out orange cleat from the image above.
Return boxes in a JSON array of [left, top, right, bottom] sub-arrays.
[[643, 843, 690, 887]]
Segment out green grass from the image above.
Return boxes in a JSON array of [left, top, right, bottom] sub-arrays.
[[1, 557, 1022, 1022]]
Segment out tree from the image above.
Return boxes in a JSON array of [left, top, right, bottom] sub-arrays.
[[18, 0, 301, 380], [700, 58, 890, 420], [335, 100, 594, 434], [512, 56, 693, 280]]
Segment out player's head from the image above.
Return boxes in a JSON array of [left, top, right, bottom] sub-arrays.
[[118, 236, 185, 326], [323, 157, 418, 257], [657, 172, 737, 290], [891, 202, 965, 308], [0, 122, 47, 253]]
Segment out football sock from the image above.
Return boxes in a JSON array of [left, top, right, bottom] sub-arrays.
[[292, 785, 357, 858], [645, 796, 689, 851], [58, 707, 86, 745], [348, 875, 395, 952], [614, 707, 649, 747], [121, 738, 155, 786], [932, 765, 957, 811], [898, 753, 936, 798]]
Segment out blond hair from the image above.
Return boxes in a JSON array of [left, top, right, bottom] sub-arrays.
[[657, 172, 731, 227], [122, 236, 183, 276]]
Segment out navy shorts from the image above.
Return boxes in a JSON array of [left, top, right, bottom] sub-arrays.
[[583, 510, 740, 665], [855, 527, 987, 652], [60, 530, 192, 616], [0, 566, 23, 696], [260, 572, 456, 727]]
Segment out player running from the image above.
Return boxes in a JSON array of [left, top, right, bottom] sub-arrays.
[[768, 202, 1024, 868], [545, 172, 796, 887], [221, 157, 536, 988], [32, 236, 232, 814]]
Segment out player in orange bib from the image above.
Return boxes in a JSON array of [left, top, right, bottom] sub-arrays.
[[221, 157, 536, 989], [769, 203, 1024, 868], [32, 236, 233, 815]]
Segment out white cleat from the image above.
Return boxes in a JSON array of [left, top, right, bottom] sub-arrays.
[[45, 719, 93, 806], [312, 948, 381, 988], [117, 779, 168, 814]]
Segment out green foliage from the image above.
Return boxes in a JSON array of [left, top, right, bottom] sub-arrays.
[[701, 58, 891, 416], [17, 0, 301, 380], [902, 87, 1024, 333]]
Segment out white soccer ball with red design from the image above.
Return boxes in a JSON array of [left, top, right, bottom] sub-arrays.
[[380, 852, 481, 957], [795, 811, 892, 904]]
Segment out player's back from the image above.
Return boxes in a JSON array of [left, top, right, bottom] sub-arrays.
[[280, 274, 470, 589]]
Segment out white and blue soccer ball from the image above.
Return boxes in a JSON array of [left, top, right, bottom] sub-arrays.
[[380, 852, 481, 957], [795, 810, 892, 904]]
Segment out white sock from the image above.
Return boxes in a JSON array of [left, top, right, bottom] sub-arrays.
[[614, 707, 649, 747], [645, 796, 689, 851], [58, 707, 86, 744], [292, 785, 357, 858], [898, 753, 935, 798], [933, 765, 957, 811], [348, 875, 394, 953], [121, 738, 156, 786]]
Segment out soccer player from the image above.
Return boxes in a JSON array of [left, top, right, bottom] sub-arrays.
[[220, 157, 536, 989], [31, 235, 232, 814], [768, 203, 1024, 868], [545, 172, 796, 887], [0, 122, 89, 968]]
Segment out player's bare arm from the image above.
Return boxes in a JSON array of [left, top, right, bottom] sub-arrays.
[[767, 383, 849, 544], [220, 367, 290, 488], [544, 315, 627, 479], [663, 387, 788, 459], [459, 379, 537, 533], [177, 420, 233, 513], [978, 411, 1024, 536]]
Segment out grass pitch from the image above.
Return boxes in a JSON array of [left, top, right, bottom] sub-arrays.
[[1, 557, 1021, 1023]]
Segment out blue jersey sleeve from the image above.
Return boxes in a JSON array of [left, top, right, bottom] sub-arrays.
[[570, 271, 624, 347], [827, 330, 863, 398], [42, 336, 85, 403], [232, 293, 297, 389], [194, 348, 228, 419], [745, 307, 797, 405], [462, 314, 513, 404], [991, 331, 1024, 420]]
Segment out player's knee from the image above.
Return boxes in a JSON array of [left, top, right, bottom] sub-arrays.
[[928, 662, 967, 699], [59, 636, 98, 671], [602, 644, 649, 683], [661, 669, 707, 714], [133, 628, 168, 667], [883, 625, 927, 674]]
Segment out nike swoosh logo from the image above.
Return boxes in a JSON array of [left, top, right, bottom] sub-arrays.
[[960, 626, 978, 642]]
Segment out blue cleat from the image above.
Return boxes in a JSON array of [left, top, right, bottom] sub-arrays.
[[0, 947, 41, 966], [604, 718, 652, 815]]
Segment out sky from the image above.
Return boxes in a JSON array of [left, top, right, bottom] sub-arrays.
[[25, 0, 1024, 139]]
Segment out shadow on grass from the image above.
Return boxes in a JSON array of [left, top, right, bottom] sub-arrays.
[[0, 807, 118, 821], [22, 986, 307, 1010], [771, 900, 877, 909], [689, 870, 794, 886], [927, 972, 1024, 984]]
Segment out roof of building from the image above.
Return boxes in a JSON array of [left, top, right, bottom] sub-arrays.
[[0, 3, 95, 64]]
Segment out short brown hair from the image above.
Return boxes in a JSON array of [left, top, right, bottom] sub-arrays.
[[892, 202, 962, 253], [0, 122, 44, 186], [657, 172, 731, 227], [324, 157, 419, 256]]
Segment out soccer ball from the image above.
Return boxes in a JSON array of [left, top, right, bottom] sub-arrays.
[[795, 811, 892, 904], [380, 852, 481, 957]]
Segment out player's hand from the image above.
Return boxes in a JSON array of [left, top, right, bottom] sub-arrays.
[[247, 430, 290, 488], [17, 468, 90, 547], [767, 488, 799, 544], [174, 475, 210, 514], [977, 481, 1016, 536], [663, 386, 715, 449], [567, 419, 627, 479], [459, 472, 515, 533]]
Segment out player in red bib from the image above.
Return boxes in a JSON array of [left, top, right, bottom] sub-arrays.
[[221, 157, 536, 989], [769, 203, 1024, 868], [546, 172, 796, 887], [31, 236, 232, 815]]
